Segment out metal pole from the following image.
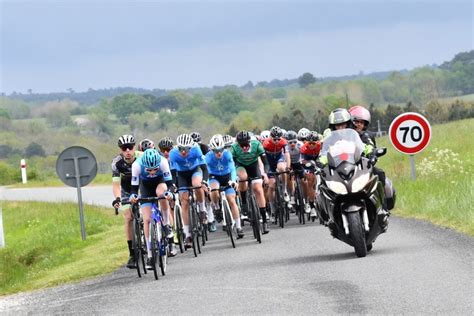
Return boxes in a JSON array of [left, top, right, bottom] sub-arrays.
[[0, 207, 4, 248], [409, 155, 416, 180], [73, 157, 87, 240]]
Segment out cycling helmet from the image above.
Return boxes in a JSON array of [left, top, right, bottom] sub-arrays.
[[236, 130, 251, 144], [209, 134, 225, 150], [141, 149, 161, 169], [281, 128, 288, 139], [349, 105, 371, 129], [286, 130, 297, 141], [158, 137, 174, 151], [223, 134, 234, 147], [306, 131, 319, 142], [176, 133, 194, 147], [297, 128, 310, 141], [190, 131, 201, 143], [138, 138, 154, 151], [118, 134, 135, 147], [270, 126, 283, 138], [328, 108, 352, 130], [260, 130, 271, 140]]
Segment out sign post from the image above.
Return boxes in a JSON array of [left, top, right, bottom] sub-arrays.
[[389, 112, 432, 180], [56, 146, 97, 240], [21, 159, 27, 184]]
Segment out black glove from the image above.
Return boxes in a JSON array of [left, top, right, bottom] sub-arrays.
[[112, 197, 121, 208]]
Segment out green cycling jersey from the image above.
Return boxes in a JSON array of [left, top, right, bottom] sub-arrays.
[[230, 140, 264, 166]]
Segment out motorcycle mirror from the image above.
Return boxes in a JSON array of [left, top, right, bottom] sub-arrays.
[[375, 147, 387, 157]]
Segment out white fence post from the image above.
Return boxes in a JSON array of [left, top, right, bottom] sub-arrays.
[[21, 159, 27, 184]]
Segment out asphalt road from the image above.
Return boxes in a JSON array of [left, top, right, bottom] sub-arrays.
[[0, 186, 473, 314]]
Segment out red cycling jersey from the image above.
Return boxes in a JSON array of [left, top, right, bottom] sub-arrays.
[[263, 138, 288, 156], [300, 142, 321, 160]]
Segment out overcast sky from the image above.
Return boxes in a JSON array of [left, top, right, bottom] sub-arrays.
[[0, 0, 472, 94]]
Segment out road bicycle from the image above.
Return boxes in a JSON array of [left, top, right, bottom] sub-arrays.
[[270, 170, 291, 228], [211, 185, 237, 248], [238, 177, 262, 243], [178, 186, 206, 257]]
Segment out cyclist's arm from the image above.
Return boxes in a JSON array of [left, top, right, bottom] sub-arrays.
[[112, 180, 121, 199], [259, 153, 270, 174], [227, 152, 237, 181], [130, 161, 141, 195]]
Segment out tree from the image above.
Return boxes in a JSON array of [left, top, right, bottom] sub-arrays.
[[298, 72, 316, 88], [25, 142, 46, 157], [110, 94, 152, 123]]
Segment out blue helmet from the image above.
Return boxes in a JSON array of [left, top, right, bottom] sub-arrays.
[[141, 149, 161, 169]]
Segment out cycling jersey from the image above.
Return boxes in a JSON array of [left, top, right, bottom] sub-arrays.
[[287, 142, 302, 164], [300, 142, 321, 161], [111, 151, 141, 194], [131, 155, 172, 183], [230, 140, 264, 166], [205, 150, 237, 181], [262, 138, 288, 160], [169, 146, 205, 172]]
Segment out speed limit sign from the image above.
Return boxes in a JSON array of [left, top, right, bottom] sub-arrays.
[[389, 112, 431, 155]]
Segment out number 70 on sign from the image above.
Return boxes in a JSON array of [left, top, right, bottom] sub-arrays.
[[389, 112, 432, 155]]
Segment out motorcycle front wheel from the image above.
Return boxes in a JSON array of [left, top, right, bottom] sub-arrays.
[[347, 212, 367, 258]]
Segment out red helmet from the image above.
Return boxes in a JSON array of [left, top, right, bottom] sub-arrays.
[[349, 105, 371, 128]]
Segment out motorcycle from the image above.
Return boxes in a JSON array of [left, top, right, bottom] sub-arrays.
[[313, 129, 389, 257]]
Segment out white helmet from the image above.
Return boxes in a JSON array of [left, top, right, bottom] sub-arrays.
[[260, 130, 271, 139], [176, 133, 194, 147], [209, 134, 225, 150], [297, 128, 310, 141], [223, 135, 234, 148]]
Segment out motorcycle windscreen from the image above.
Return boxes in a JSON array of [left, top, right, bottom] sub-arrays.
[[321, 129, 365, 168]]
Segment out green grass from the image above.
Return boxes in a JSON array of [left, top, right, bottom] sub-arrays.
[[7, 173, 111, 188], [376, 118, 474, 236], [0, 201, 126, 295]]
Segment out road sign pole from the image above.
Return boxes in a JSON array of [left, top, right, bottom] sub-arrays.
[[409, 155, 416, 180], [73, 157, 87, 241]]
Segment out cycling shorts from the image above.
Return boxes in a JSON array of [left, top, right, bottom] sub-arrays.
[[209, 173, 235, 195]]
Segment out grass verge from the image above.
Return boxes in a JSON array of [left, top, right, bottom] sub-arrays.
[[377, 118, 474, 236], [0, 201, 126, 295]]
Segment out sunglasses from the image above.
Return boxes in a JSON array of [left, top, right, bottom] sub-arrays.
[[272, 137, 281, 141], [145, 167, 159, 172], [120, 144, 134, 151], [308, 142, 317, 146], [212, 148, 224, 153], [159, 147, 172, 153], [288, 140, 298, 145], [178, 146, 191, 152], [239, 142, 250, 148]]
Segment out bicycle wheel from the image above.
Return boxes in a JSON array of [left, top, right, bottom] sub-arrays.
[[250, 194, 261, 243], [175, 205, 185, 253], [132, 217, 142, 278], [159, 224, 167, 276], [223, 199, 235, 248], [189, 203, 199, 257], [295, 177, 305, 224], [150, 221, 159, 280], [139, 221, 147, 275], [275, 179, 284, 228]]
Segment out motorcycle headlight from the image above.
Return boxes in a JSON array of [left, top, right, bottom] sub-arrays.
[[352, 173, 370, 192], [327, 181, 348, 195]]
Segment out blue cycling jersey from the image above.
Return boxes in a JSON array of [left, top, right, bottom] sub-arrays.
[[131, 155, 172, 186], [205, 150, 236, 180], [169, 146, 205, 172]]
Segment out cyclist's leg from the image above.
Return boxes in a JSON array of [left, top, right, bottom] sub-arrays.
[[237, 166, 249, 214], [177, 170, 192, 239], [191, 168, 206, 220]]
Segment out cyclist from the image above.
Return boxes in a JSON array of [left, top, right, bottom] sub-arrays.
[[300, 131, 322, 220], [158, 136, 179, 257], [206, 134, 244, 238], [349, 105, 396, 212], [191, 131, 216, 231], [169, 133, 207, 248], [129, 149, 174, 270], [111, 134, 141, 269], [230, 130, 270, 234], [297, 128, 310, 142], [286, 130, 305, 209], [262, 126, 291, 221], [138, 138, 155, 152], [223, 134, 235, 149]]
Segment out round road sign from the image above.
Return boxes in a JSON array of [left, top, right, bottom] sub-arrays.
[[56, 146, 97, 187], [389, 112, 431, 155]]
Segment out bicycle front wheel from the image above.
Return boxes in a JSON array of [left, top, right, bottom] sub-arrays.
[[223, 199, 235, 248], [132, 217, 143, 278], [150, 221, 159, 280], [250, 194, 261, 243]]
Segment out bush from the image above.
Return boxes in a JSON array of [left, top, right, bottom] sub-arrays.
[[0, 161, 18, 185]]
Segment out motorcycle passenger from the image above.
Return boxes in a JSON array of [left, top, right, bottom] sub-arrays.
[[349, 105, 396, 211], [129, 148, 174, 270], [206, 134, 244, 238], [230, 130, 270, 234]]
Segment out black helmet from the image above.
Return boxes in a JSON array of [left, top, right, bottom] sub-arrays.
[[270, 126, 283, 138], [158, 137, 174, 151], [236, 130, 251, 144], [306, 131, 319, 142], [190, 131, 201, 143], [138, 138, 154, 151], [286, 130, 297, 141]]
